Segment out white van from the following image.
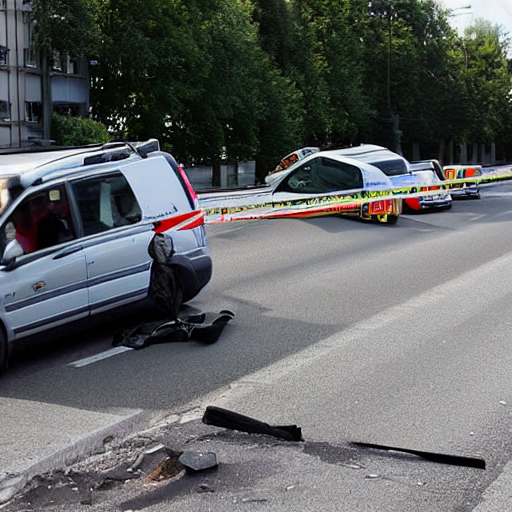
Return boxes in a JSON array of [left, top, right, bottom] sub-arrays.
[[0, 140, 212, 371]]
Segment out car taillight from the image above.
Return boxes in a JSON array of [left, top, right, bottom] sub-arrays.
[[370, 199, 394, 214], [178, 166, 199, 209]]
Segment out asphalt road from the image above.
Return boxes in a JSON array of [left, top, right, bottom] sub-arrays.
[[1, 180, 511, 510]]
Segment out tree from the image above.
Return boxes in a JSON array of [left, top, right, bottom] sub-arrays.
[[87, 0, 512, 171], [91, 0, 206, 142], [30, 0, 101, 140], [51, 113, 109, 146], [457, 20, 512, 159]]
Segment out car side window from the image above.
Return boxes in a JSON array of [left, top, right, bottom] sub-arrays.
[[282, 162, 315, 192], [2, 185, 75, 255], [71, 174, 142, 236], [314, 157, 363, 191], [280, 157, 363, 194]]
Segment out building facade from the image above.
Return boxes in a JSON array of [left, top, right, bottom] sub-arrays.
[[0, 0, 89, 148]]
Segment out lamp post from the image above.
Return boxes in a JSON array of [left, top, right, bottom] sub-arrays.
[[448, 5, 472, 164], [448, 5, 472, 36]]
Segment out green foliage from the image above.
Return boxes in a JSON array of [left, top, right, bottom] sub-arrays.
[[30, 0, 101, 58], [458, 19, 512, 144], [51, 113, 110, 146], [83, 0, 511, 167]]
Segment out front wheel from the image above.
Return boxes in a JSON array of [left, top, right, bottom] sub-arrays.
[[372, 214, 399, 225]]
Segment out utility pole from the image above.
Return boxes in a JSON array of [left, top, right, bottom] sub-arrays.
[[369, 0, 402, 155]]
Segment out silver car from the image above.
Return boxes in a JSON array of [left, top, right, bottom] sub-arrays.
[[0, 140, 212, 371]]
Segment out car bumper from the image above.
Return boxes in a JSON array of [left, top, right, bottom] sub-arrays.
[[450, 185, 480, 198], [405, 193, 452, 211]]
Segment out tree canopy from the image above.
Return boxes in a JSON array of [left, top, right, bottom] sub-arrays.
[[36, 0, 512, 171]]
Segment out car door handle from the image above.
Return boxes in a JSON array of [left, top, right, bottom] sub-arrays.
[[53, 245, 83, 260], [32, 281, 46, 292]]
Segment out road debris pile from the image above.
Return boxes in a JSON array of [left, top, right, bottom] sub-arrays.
[[2, 407, 490, 511], [2, 436, 219, 511]]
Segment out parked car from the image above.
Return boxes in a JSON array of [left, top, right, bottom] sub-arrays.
[[199, 149, 402, 225], [0, 140, 212, 372], [406, 160, 453, 211], [443, 165, 482, 198], [269, 147, 320, 175], [333, 145, 452, 212]]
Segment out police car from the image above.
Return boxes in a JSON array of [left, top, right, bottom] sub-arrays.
[[199, 149, 402, 225], [334, 145, 452, 212]]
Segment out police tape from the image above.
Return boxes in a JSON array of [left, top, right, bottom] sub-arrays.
[[201, 187, 430, 223], [196, 170, 510, 224]]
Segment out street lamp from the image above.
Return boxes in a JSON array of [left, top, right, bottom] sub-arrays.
[[448, 5, 472, 35], [368, 0, 402, 154]]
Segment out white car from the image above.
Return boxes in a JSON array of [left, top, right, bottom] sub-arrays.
[[0, 140, 212, 372], [443, 165, 482, 198], [333, 145, 452, 212], [200, 149, 402, 225]]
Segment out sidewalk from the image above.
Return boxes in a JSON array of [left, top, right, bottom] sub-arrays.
[[0, 398, 152, 504]]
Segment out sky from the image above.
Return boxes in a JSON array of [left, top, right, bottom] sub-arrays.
[[439, 0, 512, 38]]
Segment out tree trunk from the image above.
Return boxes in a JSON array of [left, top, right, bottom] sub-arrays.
[[438, 139, 445, 165], [41, 49, 53, 142], [460, 142, 468, 164], [212, 160, 221, 188]]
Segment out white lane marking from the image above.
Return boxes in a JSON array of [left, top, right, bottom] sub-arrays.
[[69, 346, 133, 368]]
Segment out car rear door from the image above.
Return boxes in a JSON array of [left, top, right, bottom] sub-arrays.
[[69, 171, 154, 316]]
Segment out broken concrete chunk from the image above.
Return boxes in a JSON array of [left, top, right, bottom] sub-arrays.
[[147, 457, 185, 481], [198, 484, 215, 493], [102, 463, 141, 482], [179, 452, 218, 472], [130, 446, 183, 475]]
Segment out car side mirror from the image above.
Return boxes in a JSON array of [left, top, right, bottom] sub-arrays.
[[2, 239, 24, 265]]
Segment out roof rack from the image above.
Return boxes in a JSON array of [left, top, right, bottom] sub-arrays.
[[0, 139, 163, 190]]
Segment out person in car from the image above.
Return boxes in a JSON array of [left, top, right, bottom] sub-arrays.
[[36, 195, 73, 249]]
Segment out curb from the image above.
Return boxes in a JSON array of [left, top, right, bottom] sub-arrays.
[[0, 409, 151, 504]]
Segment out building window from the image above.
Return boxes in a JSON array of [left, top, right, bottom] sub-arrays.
[[68, 58, 78, 74], [52, 51, 63, 72], [25, 102, 42, 123], [0, 46, 8, 67], [24, 47, 39, 68], [0, 101, 10, 121], [54, 104, 81, 116]]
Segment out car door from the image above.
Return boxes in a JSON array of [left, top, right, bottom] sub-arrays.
[[272, 156, 364, 215], [0, 184, 88, 340], [69, 172, 154, 316]]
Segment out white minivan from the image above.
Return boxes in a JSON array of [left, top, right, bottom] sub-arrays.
[[0, 140, 212, 371]]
